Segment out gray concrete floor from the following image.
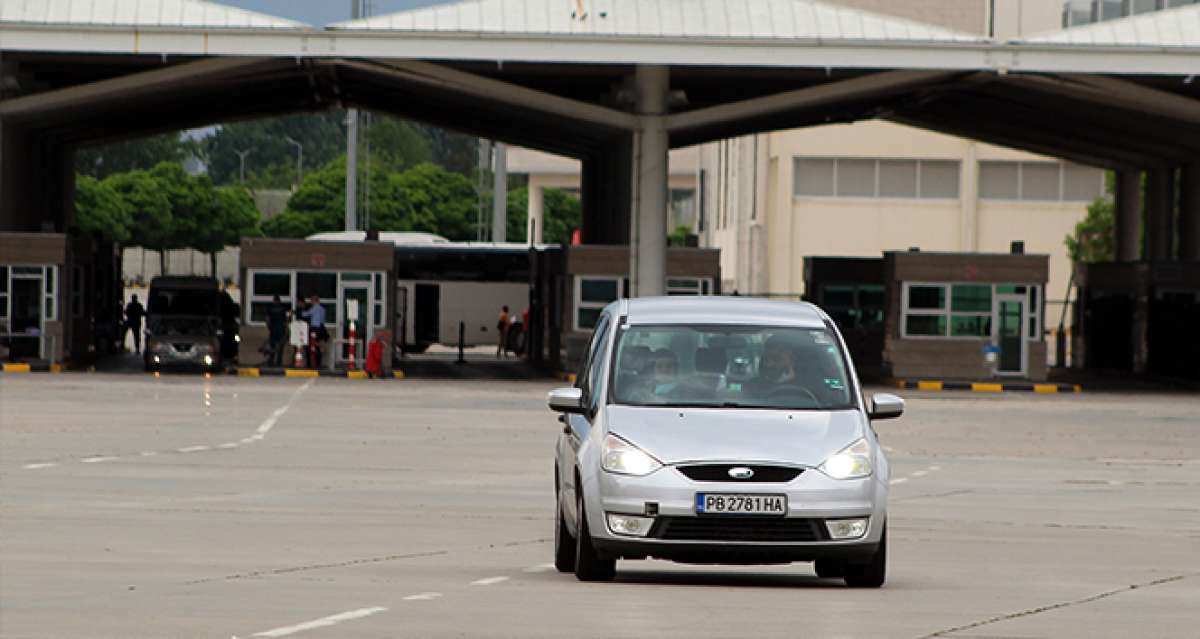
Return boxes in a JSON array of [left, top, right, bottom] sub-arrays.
[[1, 375, 1197, 638]]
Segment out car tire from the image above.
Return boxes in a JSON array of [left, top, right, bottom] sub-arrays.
[[574, 486, 615, 582], [554, 483, 576, 573], [844, 524, 886, 588], [814, 559, 846, 579]]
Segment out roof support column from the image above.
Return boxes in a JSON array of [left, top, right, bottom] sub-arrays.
[[630, 65, 669, 298], [1145, 168, 1174, 261], [1114, 170, 1142, 262], [526, 180, 544, 245], [1179, 163, 1200, 261]]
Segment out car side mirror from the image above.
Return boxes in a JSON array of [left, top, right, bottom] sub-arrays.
[[548, 387, 586, 414], [869, 393, 904, 420]]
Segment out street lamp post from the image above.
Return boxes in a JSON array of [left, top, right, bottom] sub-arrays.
[[234, 149, 252, 183], [284, 136, 303, 188]]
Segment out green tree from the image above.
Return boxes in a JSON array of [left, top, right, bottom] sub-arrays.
[[204, 113, 347, 188], [103, 170, 173, 273], [73, 175, 134, 244], [262, 157, 349, 238], [76, 133, 195, 179], [668, 224, 694, 247], [390, 162, 477, 239], [365, 115, 433, 174], [505, 186, 582, 244], [1065, 171, 1116, 263]]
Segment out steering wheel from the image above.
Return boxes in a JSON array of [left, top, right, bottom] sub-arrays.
[[766, 385, 821, 408]]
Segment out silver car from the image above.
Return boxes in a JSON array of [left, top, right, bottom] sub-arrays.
[[548, 297, 903, 587]]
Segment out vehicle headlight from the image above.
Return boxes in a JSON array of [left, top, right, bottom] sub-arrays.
[[819, 438, 873, 479], [602, 434, 663, 476]]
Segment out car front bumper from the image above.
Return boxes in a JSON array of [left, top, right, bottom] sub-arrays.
[[583, 463, 887, 563]]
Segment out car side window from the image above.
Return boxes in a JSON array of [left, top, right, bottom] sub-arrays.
[[583, 315, 611, 414]]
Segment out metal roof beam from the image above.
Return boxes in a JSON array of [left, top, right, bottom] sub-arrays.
[[340, 59, 638, 133], [1010, 73, 1200, 127], [665, 69, 958, 135]]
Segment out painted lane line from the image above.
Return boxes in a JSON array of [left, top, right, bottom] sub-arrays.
[[23, 462, 58, 470], [929, 465, 941, 471], [177, 445, 210, 453], [911, 470, 928, 477], [80, 456, 119, 464], [403, 592, 443, 601], [470, 576, 509, 586], [140, 451, 158, 457], [252, 607, 388, 638], [889, 477, 908, 485], [217, 442, 239, 449], [523, 563, 555, 573]]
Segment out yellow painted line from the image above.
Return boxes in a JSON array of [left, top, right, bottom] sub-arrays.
[[393, 370, 406, 379], [49, 364, 64, 374], [971, 383, 1004, 393], [285, 369, 319, 378], [1033, 383, 1059, 393], [347, 370, 368, 379], [916, 381, 943, 391], [237, 368, 261, 377], [2, 363, 32, 373]]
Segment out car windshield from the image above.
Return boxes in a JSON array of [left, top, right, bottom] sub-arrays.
[[610, 324, 855, 410]]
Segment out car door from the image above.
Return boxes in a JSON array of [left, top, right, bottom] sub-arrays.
[[557, 312, 611, 532]]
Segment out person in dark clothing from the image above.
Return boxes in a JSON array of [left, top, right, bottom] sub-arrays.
[[123, 294, 146, 354], [265, 295, 289, 367]]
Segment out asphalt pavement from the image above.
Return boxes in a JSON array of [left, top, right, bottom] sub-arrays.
[[1, 374, 1198, 638]]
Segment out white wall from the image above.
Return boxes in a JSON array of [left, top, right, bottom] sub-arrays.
[[122, 246, 240, 284]]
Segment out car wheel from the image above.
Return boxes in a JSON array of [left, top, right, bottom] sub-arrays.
[[574, 483, 615, 582], [814, 559, 846, 579], [844, 524, 886, 588], [554, 481, 576, 573]]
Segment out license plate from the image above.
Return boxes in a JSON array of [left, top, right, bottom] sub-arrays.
[[695, 493, 787, 515]]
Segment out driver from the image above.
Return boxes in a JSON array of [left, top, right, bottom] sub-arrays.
[[745, 335, 812, 402]]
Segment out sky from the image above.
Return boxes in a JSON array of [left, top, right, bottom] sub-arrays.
[[218, 1, 452, 25]]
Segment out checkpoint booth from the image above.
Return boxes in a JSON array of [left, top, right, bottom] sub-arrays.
[[0, 233, 120, 367], [881, 250, 1050, 381], [238, 238, 394, 372]]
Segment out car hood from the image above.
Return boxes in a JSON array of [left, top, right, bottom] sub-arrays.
[[605, 405, 865, 467]]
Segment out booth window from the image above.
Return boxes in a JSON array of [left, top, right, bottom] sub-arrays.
[[0, 266, 7, 332], [248, 271, 294, 323], [903, 283, 1039, 339], [575, 275, 622, 331], [44, 266, 56, 321]]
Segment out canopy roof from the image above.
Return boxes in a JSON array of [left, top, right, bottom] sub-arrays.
[[0, 0, 308, 29], [1025, 4, 1199, 47]]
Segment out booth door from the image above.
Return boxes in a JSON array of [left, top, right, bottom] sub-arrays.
[[995, 296, 1026, 375], [9, 273, 44, 359]]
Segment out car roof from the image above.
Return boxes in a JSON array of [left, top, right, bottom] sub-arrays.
[[618, 296, 829, 329]]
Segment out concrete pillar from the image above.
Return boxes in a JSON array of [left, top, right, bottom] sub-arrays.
[[961, 142, 979, 251], [1180, 163, 1200, 261], [492, 142, 507, 243], [580, 135, 632, 244], [630, 65, 669, 298], [527, 182, 544, 245], [345, 108, 359, 231], [1145, 168, 1173, 261], [1114, 170, 1142, 262]]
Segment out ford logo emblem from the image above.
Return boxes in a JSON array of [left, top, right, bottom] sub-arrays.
[[728, 467, 754, 479]]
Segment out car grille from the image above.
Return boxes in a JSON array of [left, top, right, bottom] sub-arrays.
[[173, 343, 193, 352], [675, 464, 804, 483], [652, 517, 826, 542]]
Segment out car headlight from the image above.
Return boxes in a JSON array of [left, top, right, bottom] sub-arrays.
[[601, 434, 663, 476], [819, 437, 873, 479]]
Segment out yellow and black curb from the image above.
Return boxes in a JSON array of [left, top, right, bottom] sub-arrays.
[[897, 380, 1081, 393], [237, 367, 401, 379], [1, 362, 64, 374]]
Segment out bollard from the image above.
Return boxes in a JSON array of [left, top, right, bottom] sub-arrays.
[[347, 319, 357, 370], [457, 321, 466, 364]]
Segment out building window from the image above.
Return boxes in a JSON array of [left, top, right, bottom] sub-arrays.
[[248, 270, 295, 324], [902, 282, 1040, 340], [666, 278, 713, 296], [979, 161, 1105, 202], [794, 158, 960, 199], [574, 275, 622, 331], [0, 266, 7, 334], [246, 270, 384, 327]]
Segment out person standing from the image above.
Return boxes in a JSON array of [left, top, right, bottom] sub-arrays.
[[123, 294, 146, 354], [496, 305, 510, 358], [301, 294, 328, 368], [265, 295, 289, 367]]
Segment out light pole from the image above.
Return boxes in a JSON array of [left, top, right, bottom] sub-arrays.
[[284, 136, 303, 188], [234, 149, 252, 183]]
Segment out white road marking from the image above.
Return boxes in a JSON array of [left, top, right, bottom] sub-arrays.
[[403, 592, 442, 601], [217, 442, 239, 449], [140, 451, 158, 457], [23, 462, 57, 470], [912, 470, 928, 477], [889, 477, 908, 485], [929, 465, 941, 471], [522, 563, 555, 573], [1097, 457, 1200, 466], [177, 446, 210, 453], [470, 576, 509, 586], [251, 607, 388, 638], [80, 456, 119, 464]]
